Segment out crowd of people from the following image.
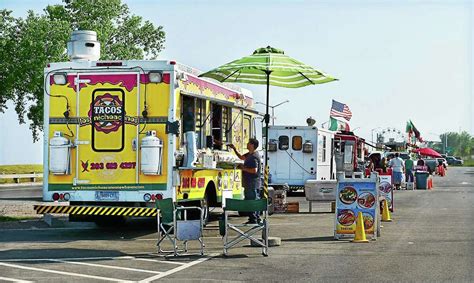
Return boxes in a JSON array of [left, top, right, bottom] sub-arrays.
[[366, 152, 447, 189]]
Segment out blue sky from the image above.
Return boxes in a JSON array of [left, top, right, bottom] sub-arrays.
[[0, 0, 472, 164]]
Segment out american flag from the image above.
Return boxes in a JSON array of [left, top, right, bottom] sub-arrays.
[[330, 99, 352, 121]]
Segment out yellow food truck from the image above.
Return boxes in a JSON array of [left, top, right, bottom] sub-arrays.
[[35, 31, 258, 223]]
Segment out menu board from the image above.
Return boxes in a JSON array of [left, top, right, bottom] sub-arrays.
[[379, 174, 394, 212], [335, 181, 378, 238]]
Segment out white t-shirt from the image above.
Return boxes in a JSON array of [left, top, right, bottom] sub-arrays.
[[389, 157, 405, 173]]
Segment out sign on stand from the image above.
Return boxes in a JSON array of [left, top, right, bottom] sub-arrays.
[[334, 173, 380, 240], [378, 173, 394, 212]]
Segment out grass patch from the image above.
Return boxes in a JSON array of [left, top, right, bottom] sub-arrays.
[[462, 159, 474, 167], [0, 215, 36, 222], [0, 164, 43, 174], [0, 164, 43, 184]]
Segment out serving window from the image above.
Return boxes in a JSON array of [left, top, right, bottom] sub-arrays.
[[243, 114, 251, 145], [181, 95, 206, 148], [195, 98, 205, 148], [222, 106, 231, 144], [209, 103, 231, 150]]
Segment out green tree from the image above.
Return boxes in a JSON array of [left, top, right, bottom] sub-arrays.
[[455, 131, 472, 158], [0, 0, 165, 140], [440, 131, 473, 159], [430, 141, 443, 154]]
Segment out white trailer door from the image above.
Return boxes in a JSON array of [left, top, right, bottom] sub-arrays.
[[288, 128, 317, 185], [272, 129, 291, 184]]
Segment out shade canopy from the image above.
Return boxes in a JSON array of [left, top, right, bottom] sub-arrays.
[[199, 46, 337, 88], [199, 46, 337, 200], [415, 147, 442, 158]]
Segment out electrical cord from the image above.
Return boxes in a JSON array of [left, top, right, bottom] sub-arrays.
[[284, 149, 316, 175], [139, 118, 148, 134]]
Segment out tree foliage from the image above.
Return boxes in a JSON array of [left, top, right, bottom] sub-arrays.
[[436, 131, 474, 159], [0, 0, 165, 140]]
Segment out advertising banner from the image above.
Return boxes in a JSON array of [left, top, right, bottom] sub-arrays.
[[378, 174, 394, 212], [335, 178, 378, 239]]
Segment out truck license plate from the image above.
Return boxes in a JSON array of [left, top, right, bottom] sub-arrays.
[[95, 191, 119, 201]]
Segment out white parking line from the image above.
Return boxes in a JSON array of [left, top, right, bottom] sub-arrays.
[[0, 262, 130, 282], [0, 276, 33, 283], [1, 255, 187, 266], [49, 259, 161, 274], [138, 253, 218, 282], [132, 257, 186, 265], [1, 256, 134, 262]]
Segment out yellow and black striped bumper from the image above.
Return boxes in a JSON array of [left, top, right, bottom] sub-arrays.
[[33, 205, 157, 217]]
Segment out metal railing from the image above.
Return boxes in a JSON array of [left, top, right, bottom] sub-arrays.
[[0, 173, 43, 183]]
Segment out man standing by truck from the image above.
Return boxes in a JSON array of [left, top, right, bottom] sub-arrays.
[[228, 139, 261, 224], [389, 152, 405, 190]]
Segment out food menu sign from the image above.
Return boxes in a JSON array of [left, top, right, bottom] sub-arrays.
[[379, 174, 394, 212], [335, 179, 378, 239]]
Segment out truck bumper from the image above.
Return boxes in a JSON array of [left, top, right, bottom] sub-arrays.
[[33, 205, 157, 217]]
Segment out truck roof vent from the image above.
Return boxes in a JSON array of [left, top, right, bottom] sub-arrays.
[[67, 30, 101, 61]]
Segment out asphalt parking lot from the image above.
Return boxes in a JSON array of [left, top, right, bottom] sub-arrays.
[[0, 167, 473, 282]]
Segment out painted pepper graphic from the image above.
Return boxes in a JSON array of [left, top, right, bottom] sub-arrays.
[[81, 160, 89, 172]]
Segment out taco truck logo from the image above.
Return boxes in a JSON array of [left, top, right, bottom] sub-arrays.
[[88, 93, 124, 134]]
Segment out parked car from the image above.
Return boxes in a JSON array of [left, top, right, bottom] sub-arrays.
[[445, 156, 455, 165], [453, 157, 463, 165], [446, 156, 463, 166]]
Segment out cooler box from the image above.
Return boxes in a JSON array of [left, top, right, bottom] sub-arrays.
[[305, 180, 337, 201], [415, 171, 429, 190]]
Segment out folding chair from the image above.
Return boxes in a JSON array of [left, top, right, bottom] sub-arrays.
[[156, 198, 204, 256], [222, 199, 269, 256]]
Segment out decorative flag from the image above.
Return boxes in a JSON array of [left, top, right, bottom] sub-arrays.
[[405, 120, 423, 142], [330, 99, 352, 121], [329, 117, 350, 131]]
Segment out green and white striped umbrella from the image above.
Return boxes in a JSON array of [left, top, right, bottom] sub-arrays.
[[199, 46, 337, 88], [199, 46, 337, 199]]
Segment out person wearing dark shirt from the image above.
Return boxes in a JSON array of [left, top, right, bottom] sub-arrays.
[[228, 138, 261, 224]]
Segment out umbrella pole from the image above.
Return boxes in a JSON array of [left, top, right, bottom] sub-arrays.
[[264, 71, 271, 163], [263, 70, 271, 199]]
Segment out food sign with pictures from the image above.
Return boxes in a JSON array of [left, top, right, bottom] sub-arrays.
[[335, 181, 378, 237], [378, 174, 393, 212]]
